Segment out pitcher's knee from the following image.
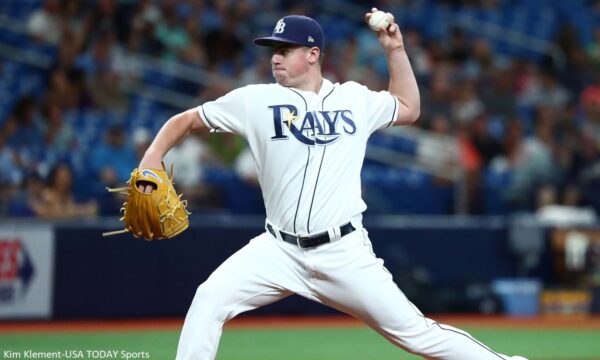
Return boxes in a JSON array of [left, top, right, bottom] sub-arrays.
[[190, 282, 229, 323], [194, 281, 218, 303]]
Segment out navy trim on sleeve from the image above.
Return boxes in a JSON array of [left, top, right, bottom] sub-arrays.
[[200, 106, 220, 130], [386, 94, 398, 128]]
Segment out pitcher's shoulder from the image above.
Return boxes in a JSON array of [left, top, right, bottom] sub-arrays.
[[243, 83, 283, 92], [337, 80, 367, 92]]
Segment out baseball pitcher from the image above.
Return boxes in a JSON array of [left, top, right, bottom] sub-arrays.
[[128, 9, 527, 360]]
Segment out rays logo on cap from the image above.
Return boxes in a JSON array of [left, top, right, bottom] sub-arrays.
[[254, 15, 324, 50], [274, 19, 286, 34], [141, 169, 163, 183]]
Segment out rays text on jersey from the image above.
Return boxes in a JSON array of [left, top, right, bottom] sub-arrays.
[[269, 104, 356, 145]]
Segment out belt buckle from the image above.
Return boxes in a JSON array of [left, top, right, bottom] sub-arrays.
[[297, 236, 309, 248]]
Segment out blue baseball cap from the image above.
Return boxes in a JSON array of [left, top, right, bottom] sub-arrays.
[[254, 15, 324, 50]]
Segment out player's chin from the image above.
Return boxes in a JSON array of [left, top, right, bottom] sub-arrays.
[[273, 73, 289, 86]]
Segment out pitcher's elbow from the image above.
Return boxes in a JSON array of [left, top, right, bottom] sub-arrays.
[[407, 105, 421, 124]]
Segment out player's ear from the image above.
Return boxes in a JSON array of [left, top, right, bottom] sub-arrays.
[[307, 47, 320, 65]]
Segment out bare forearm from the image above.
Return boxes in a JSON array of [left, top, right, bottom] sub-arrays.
[[388, 48, 420, 124], [145, 114, 192, 158], [365, 8, 421, 125], [140, 108, 205, 168]]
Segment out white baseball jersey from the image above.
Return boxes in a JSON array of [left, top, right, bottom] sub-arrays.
[[178, 79, 522, 360], [197, 79, 399, 235]]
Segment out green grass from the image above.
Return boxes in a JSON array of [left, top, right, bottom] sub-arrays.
[[0, 327, 598, 360]]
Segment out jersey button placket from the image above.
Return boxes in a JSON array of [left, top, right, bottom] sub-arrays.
[[294, 108, 319, 234]]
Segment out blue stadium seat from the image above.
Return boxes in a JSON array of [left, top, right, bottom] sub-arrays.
[[483, 167, 512, 215], [320, 15, 358, 43], [7, 0, 41, 20], [367, 133, 417, 155], [361, 164, 450, 214]]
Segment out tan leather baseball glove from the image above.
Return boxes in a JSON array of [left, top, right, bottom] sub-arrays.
[[102, 166, 190, 240]]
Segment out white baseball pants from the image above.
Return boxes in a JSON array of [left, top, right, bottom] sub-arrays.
[[176, 228, 510, 360]]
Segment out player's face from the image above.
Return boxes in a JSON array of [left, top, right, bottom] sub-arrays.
[[270, 44, 311, 87]]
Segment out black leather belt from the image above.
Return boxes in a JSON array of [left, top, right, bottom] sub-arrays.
[[266, 222, 356, 249]]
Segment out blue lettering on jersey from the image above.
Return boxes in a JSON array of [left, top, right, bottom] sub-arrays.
[[269, 105, 356, 145], [340, 110, 356, 134]]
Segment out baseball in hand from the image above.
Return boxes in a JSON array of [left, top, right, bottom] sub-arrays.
[[368, 11, 390, 32]]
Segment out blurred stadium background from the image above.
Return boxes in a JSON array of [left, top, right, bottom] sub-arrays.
[[1, 0, 600, 359]]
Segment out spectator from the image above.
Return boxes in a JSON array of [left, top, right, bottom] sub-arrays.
[[154, 4, 192, 61], [234, 147, 258, 186], [417, 114, 458, 176], [163, 132, 217, 210], [92, 124, 141, 216], [132, 127, 152, 161], [238, 56, 272, 85], [163, 132, 211, 188], [54, 36, 79, 70], [421, 64, 453, 122], [469, 114, 504, 167], [481, 64, 517, 119], [29, 163, 97, 219], [0, 131, 23, 214], [82, 0, 127, 45], [59, 0, 87, 52], [39, 99, 75, 155], [579, 83, 600, 142], [205, 133, 246, 166], [44, 68, 73, 110], [7, 173, 44, 217], [4, 96, 43, 174], [446, 28, 471, 65], [179, 16, 208, 67], [26, 0, 61, 45], [75, 30, 118, 77], [405, 28, 433, 81], [451, 79, 485, 124], [505, 115, 561, 209], [519, 67, 570, 111], [0, 131, 22, 185], [203, 13, 244, 73], [322, 38, 356, 84], [130, 0, 162, 33], [9, 1, 600, 217], [43, 66, 92, 110], [586, 26, 600, 70], [89, 125, 137, 186], [578, 130, 600, 212], [89, 70, 129, 111], [66, 68, 95, 110], [469, 38, 494, 76], [127, 8, 163, 58], [112, 31, 146, 85], [562, 47, 594, 96]]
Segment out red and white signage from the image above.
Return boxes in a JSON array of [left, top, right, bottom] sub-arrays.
[[0, 223, 54, 319]]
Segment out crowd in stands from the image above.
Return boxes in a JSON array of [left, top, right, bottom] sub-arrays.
[[2, 0, 600, 218]]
